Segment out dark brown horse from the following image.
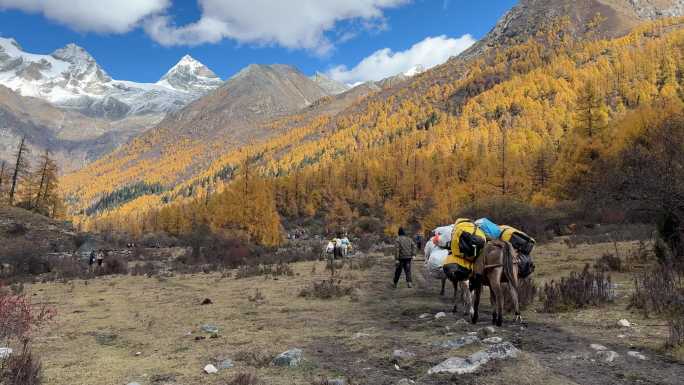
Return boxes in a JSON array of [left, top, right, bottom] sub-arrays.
[[470, 240, 521, 326]]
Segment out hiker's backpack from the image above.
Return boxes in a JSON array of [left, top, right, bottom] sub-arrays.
[[475, 218, 502, 240]]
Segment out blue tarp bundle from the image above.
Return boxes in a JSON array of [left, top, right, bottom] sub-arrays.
[[475, 218, 502, 240]]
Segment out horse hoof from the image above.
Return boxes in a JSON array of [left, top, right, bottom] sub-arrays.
[[452, 306, 458, 314], [496, 317, 503, 327], [471, 314, 478, 324]]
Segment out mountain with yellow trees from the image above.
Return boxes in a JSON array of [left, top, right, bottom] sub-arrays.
[[62, 0, 684, 247]]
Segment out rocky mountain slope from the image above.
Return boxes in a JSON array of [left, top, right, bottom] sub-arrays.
[[461, 0, 684, 59], [310, 72, 350, 95], [0, 38, 223, 120], [0, 85, 159, 171]]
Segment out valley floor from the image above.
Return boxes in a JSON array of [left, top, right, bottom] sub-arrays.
[[30, 239, 683, 385]]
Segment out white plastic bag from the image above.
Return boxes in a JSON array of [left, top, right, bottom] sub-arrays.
[[432, 224, 454, 248], [425, 246, 449, 279]]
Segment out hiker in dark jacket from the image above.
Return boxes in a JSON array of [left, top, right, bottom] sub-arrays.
[[394, 227, 416, 288]]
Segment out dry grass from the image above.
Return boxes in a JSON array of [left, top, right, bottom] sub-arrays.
[[25, 239, 681, 385]]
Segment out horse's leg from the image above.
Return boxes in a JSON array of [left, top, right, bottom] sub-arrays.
[[489, 286, 496, 307], [460, 280, 473, 318], [440, 278, 446, 296], [490, 269, 504, 327], [510, 269, 522, 323], [471, 284, 481, 324], [450, 278, 459, 314]]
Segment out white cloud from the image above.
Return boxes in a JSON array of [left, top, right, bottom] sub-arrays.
[[0, 0, 169, 33], [144, 0, 410, 53], [326, 34, 475, 85]]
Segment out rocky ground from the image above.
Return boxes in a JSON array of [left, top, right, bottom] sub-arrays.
[[23, 238, 683, 385]]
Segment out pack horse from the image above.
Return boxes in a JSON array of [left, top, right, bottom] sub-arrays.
[[424, 218, 536, 326]]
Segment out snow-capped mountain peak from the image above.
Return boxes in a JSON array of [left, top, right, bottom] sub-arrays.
[[157, 54, 222, 93], [403, 64, 425, 77], [52, 43, 97, 64], [0, 38, 223, 119]]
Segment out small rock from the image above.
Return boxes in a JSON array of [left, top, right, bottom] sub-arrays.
[[455, 319, 468, 326], [628, 351, 647, 360], [218, 359, 234, 369], [195, 336, 206, 341], [435, 312, 447, 319], [201, 298, 213, 305], [596, 350, 619, 363], [618, 334, 626, 338], [396, 379, 416, 385], [436, 335, 479, 349], [419, 313, 431, 319], [477, 326, 496, 338], [272, 348, 303, 367], [0, 348, 12, 360], [201, 324, 219, 334], [617, 319, 631, 327], [482, 337, 503, 344], [204, 364, 218, 374], [135, 351, 141, 356], [392, 349, 416, 360], [326, 378, 346, 385], [590, 344, 607, 351], [352, 332, 371, 339]]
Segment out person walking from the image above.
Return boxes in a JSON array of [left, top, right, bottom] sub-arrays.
[[394, 227, 416, 288]]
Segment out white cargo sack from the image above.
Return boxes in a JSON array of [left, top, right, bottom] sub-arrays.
[[325, 241, 335, 254], [427, 248, 449, 279], [433, 225, 454, 248]]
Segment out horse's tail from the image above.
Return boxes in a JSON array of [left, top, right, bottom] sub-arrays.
[[502, 241, 517, 290]]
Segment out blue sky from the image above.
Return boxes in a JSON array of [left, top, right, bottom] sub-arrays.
[[0, 0, 517, 84]]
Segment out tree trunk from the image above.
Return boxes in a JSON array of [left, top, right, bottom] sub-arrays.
[[9, 137, 26, 206]]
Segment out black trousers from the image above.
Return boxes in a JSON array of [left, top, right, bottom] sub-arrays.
[[394, 259, 412, 283]]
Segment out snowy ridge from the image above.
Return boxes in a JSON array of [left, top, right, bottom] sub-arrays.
[[0, 37, 223, 119]]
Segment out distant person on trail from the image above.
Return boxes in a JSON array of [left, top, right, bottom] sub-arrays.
[[96, 250, 104, 267], [414, 233, 424, 250], [89, 250, 96, 268], [394, 227, 416, 288]]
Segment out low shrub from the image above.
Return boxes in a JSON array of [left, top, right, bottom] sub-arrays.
[[1, 342, 42, 385], [504, 278, 537, 312], [95, 256, 128, 276], [234, 350, 272, 368], [629, 264, 682, 317], [130, 262, 160, 277], [228, 372, 260, 385], [0, 291, 54, 385], [299, 279, 352, 299], [594, 253, 623, 272], [235, 263, 294, 280], [669, 314, 684, 348], [348, 255, 374, 270], [539, 264, 614, 313]]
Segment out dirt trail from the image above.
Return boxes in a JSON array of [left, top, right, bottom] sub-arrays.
[[307, 257, 684, 385]]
